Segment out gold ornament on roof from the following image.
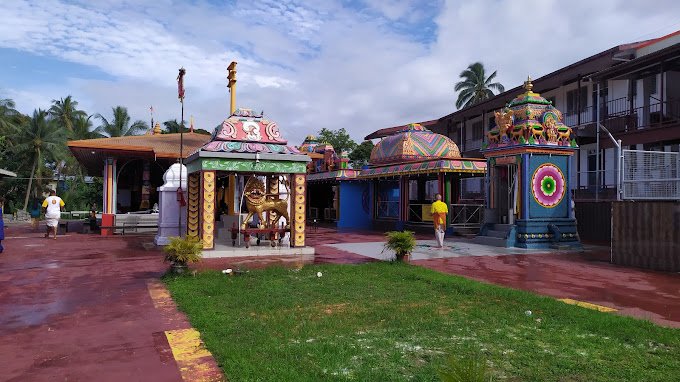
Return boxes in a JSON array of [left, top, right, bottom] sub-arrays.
[[523, 76, 539, 96]]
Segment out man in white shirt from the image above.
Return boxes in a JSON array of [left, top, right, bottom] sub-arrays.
[[42, 190, 65, 240]]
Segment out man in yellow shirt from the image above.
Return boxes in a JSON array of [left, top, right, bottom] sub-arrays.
[[430, 193, 448, 248], [42, 190, 65, 240]]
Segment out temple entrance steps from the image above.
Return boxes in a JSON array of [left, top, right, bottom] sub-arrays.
[[473, 223, 514, 247]]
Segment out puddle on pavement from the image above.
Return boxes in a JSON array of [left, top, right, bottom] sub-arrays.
[[0, 300, 69, 329]]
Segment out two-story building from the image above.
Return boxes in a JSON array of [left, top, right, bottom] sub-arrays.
[[430, 30, 680, 202]]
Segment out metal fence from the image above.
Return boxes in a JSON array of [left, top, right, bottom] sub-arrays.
[[376, 200, 399, 219], [574, 169, 620, 201], [622, 150, 680, 200], [449, 204, 484, 229]]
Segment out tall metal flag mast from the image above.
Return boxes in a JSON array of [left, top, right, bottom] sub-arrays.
[[150, 105, 154, 130], [177, 67, 187, 236], [227, 62, 237, 114]]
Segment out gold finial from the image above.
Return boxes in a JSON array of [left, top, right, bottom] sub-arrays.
[[153, 121, 162, 135], [524, 76, 533, 92]]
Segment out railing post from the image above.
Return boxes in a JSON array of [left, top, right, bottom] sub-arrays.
[[596, 82, 601, 202]]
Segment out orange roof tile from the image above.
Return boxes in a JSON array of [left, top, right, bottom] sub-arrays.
[[68, 132, 212, 159]]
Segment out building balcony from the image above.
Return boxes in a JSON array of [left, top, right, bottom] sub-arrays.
[[567, 97, 680, 146]]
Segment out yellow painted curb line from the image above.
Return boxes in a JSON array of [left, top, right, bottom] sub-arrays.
[[147, 280, 173, 309], [165, 328, 224, 381], [558, 298, 618, 313], [147, 280, 224, 381]]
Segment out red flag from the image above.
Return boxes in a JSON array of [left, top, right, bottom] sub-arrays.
[[177, 67, 186, 101]]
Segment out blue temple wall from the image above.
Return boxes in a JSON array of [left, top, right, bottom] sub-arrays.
[[337, 181, 372, 230], [515, 153, 579, 248]]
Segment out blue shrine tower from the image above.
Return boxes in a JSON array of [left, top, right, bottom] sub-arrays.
[[478, 78, 581, 249]]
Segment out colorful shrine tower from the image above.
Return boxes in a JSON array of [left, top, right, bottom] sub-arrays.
[[479, 78, 580, 248]]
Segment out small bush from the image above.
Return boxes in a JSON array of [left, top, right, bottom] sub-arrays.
[[163, 236, 203, 265], [383, 230, 416, 261]]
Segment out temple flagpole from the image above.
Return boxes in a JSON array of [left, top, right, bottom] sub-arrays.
[[177, 67, 186, 237]]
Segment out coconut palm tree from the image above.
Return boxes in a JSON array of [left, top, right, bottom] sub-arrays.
[[13, 109, 65, 210], [454, 62, 505, 109], [0, 98, 22, 136], [94, 106, 148, 137], [49, 96, 87, 132], [70, 115, 102, 140]]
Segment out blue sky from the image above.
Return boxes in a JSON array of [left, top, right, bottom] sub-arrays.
[[2, 0, 680, 144]]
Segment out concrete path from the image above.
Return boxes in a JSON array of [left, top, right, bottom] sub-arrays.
[[0, 225, 222, 382]]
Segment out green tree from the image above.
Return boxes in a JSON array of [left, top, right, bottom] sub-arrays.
[[164, 119, 211, 135], [49, 95, 87, 132], [163, 119, 188, 134], [317, 128, 357, 155], [12, 109, 65, 210], [0, 98, 21, 135], [454, 62, 505, 109], [70, 114, 103, 140], [94, 106, 148, 137], [348, 140, 374, 168]]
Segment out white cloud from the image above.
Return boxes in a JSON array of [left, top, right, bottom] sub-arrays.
[[2, 0, 680, 146]]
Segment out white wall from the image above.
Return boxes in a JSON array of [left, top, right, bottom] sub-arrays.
[[609, 79, 629, 101], [604, 148, 618, 186]]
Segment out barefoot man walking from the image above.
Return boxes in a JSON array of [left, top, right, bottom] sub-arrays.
[[42, 190, 64, 240], [431, 193, 448, 248]]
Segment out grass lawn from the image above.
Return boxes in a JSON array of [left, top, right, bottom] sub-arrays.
[[164, 262, 680, 381]]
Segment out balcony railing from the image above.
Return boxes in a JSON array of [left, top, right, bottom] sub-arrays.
[[464, 139, 483, 151], [565, 97, 680, 134]]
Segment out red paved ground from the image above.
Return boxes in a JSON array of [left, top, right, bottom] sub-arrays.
[[2, 224, 678, 381], [0, 225, 195, 382], [413, 252, 680, 328]]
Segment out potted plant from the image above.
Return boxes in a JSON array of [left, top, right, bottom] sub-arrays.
[[383, 230, 416, 262], [163, 236, 203, 274]]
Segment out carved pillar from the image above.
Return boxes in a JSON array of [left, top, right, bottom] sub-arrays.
[[187, 173, 200, 238], [200, 171, 216, 249], [102, 157, 117, 215], [268, 175, 279, 227], [290, 174, 306, 247]]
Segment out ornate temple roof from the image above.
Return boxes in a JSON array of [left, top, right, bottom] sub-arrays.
[[482, 77, 576, 152], [200, 108, 301, 155], [299, 135, 319, 153], [369, 123, 461, 166]]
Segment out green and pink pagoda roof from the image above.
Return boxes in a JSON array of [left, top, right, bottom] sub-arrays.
[[201, 108, 301, 155]]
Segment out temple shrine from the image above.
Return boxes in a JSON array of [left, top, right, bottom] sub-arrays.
[[184, 108, 311, 250], [301, 135, 360, 227], [68, 123, 211, 233], [302, 123, 486, 231], [475, 78, 580, 248]]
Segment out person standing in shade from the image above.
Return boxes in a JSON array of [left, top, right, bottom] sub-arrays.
[[42, 190, 64, 240], [430, 193, 448, 248]]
